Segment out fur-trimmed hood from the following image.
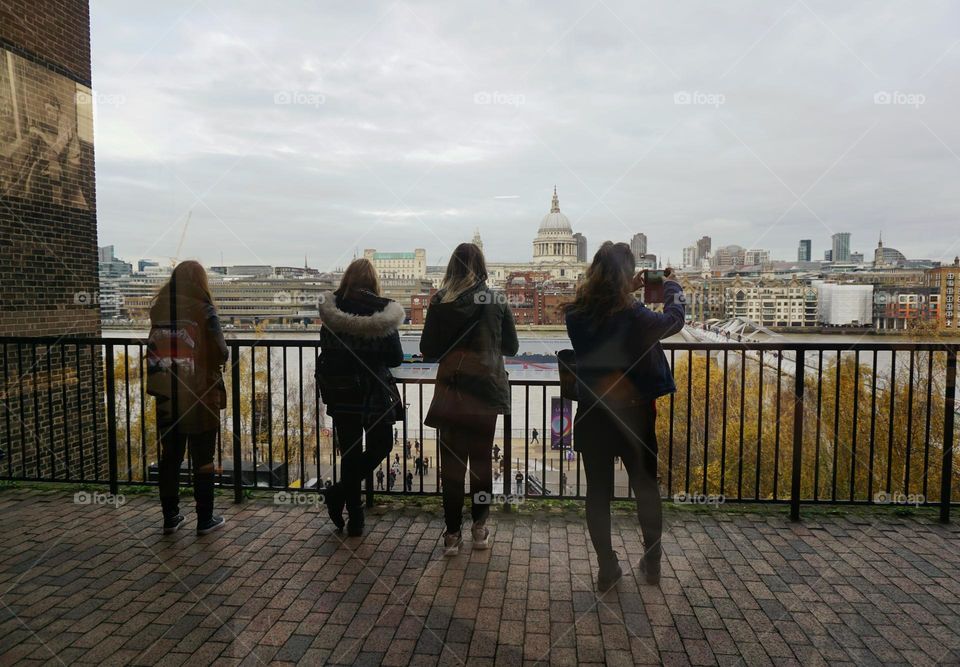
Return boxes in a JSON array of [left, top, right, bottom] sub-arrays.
[[318, 291, 405, 339]]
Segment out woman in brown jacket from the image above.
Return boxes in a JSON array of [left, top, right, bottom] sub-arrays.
[[148, 261, 229, 536]]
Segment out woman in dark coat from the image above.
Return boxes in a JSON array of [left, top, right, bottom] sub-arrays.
[[565, 242, 685, 590], [149, 260, 229, 536], [318, 258, 404, 536], [420, 243, 519, 556]]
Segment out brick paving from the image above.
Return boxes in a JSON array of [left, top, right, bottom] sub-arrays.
[[0, 490, 959, 666]]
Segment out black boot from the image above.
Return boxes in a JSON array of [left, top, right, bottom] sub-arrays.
[[640, 545, 662, 585], [597, 552, 622, 592], [346, 505, 364, 537], [324, 484, 346, 531], [194, 471, 224, 535]]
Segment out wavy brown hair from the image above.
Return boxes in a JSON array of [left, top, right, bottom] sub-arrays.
[[336, 258, 380, 298], [565, 241, 636, 320], [440, 242, 488, 302], [151, 260, 215, 315]]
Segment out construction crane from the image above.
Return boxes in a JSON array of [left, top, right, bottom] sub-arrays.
[[169, 210, 192, 267]]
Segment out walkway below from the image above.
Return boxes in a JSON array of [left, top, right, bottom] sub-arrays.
[[1, 489, 958, 666]]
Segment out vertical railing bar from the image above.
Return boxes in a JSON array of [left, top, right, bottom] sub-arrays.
[[923, 350, 934, 500], [105, 344, 118, 495], [790, 349, 805, 521], [737, 349, 745, 500], [524, 385, 530, 495], [17, 343, 26, 479], [939, 346, 956, 523], [756, 350, 764, 501], [850, 352, 860, 502], [814, 350, 823, 501], [282, 347, 289, 488], [267, 346, 274, 485], [885, 351, 896, 494], [685, 350, 692, 494], [832, 351, 841, 502], [91, 344, 100, 482], [503, 395, 513, 509], [139, 344, 147, 483], [904, 350, 915, 494], [314, 345, 321, 493], [299, 347, 305, 488], [703, 351, 710, 496], [124, 344, 132, 482], [3, 344, 11, 479], [418, 383, 425, 492], [251, 346, 258, 472], [867, 349, 878, 501], [773, 352, 782, 499], [32, 344, 40, 479], [61, 344, 70, 481], [400, 382, 408, 500], [720, 349, 728, 496], [46, 345, 54, 480], [76, 344, 84, 482], [667, 349, 676, 497], [230, 343, 243, 503]]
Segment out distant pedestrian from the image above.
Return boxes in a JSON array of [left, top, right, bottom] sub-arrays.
[[493, 444, 501, 462], [388, 469, 397, 490], [515, 471, 523, 494], [405, 471, 414, 492], [531, 428, 539, 444], [376, 469, 385, 490]]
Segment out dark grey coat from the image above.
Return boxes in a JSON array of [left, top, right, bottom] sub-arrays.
[[420, 282, 519, 416]]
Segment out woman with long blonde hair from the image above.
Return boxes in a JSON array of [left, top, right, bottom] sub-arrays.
[[420, 243, 518, 556]]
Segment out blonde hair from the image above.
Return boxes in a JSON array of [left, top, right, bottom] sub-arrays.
[[440, 243, 487, 303], [336, 258, 381, 298]]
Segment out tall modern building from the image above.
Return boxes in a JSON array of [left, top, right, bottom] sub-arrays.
[[682, 246, 698, 269], [630, 233, 647, 257], [696, 236, 712, 263], [831, 232, 851, 263], [798, 239, 812, 262], [573, 233, 588, 262]]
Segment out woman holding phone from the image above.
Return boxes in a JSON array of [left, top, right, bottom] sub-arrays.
[[564, 242, 685, 590]]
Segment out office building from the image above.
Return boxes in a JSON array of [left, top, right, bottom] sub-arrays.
[[798, 239, 812, 262], [925, 257, 960, 330], [696, 236, 712, 264], [831, 232, 851, 263], [630, 233, 647, 258], [573, 233, 588, 262]]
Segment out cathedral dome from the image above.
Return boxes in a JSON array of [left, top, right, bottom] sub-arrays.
[[537, 187, 572, 234]]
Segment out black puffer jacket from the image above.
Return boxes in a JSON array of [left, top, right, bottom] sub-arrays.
[[318, 289, 405, 422], [420, 282, 519, 415]]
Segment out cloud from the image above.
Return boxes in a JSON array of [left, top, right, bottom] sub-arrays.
[[90, 0, 960, 269]]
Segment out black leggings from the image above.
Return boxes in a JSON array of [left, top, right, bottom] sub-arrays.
[[158, 427, 217, 520], [438, 414, 497, 534], [575, 402, 662, 564], [333, 414, 393, 508]]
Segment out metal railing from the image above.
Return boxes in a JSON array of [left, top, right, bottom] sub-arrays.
[[0, 336, 956, 521]]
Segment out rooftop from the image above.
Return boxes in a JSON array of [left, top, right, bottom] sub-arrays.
[[1, 489, 958, 665]]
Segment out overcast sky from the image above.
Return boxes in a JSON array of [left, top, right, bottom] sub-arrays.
[[90, 1, 960, 271]]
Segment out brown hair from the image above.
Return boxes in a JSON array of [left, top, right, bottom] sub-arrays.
[[441, 242, 488, 302], [336, 258, 380, 298], [566, 241, 636, 320], [152, 260, 215, 314]]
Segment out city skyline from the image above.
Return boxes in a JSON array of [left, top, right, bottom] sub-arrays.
[[89, 2, 960, 271]]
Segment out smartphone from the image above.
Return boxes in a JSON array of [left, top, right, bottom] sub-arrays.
[[643, 269, 666, 303]]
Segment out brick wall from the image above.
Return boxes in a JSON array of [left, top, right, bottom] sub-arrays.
[[1, 0, 103, 481]]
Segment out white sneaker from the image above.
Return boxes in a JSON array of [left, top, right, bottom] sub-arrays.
[[443, 532, 463, 557], [471, 522, 490, 550]]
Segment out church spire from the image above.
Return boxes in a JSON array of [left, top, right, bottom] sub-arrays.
[[878, 232, 883, 248], [550, 185, 560, 213]]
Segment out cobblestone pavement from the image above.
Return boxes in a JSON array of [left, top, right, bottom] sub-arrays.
[[0, 489, 958, 666]]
